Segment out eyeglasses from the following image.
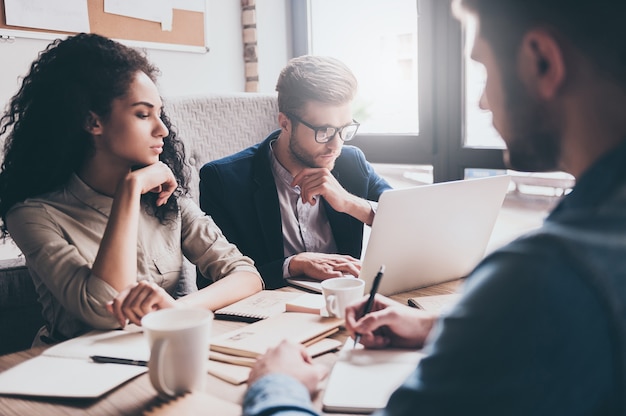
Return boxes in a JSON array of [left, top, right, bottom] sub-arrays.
[[285, 112, 360, 143]]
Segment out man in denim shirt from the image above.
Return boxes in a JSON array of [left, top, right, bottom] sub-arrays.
[[242, 0, 626, 414]]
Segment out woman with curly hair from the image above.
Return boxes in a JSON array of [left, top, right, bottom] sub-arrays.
[[0, 33, 262, 344]]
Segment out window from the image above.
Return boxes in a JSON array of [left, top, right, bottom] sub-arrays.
[[292, 0, 572, 215], [306, 0, 419, 135]]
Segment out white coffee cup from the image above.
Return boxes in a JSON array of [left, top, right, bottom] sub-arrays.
[[321, 277, 365, 319], [141, 308, 213, 398]]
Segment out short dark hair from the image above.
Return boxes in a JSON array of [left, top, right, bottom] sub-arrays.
[[275, 55, 358, 116], [453, 0, 626, 87]]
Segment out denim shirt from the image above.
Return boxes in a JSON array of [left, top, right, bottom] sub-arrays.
[[243, 140, 626, 416]]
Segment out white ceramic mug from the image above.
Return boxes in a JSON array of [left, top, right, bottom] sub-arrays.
[[321, 277, 365, 319], [141, 308, 213, 398]]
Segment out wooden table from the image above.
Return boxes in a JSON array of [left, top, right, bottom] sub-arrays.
[[0, 280, 462, 416]]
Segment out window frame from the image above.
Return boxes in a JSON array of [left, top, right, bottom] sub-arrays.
[[289, 0, 507, 183]]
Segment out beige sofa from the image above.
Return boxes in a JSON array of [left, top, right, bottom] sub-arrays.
[[0, 93, 279, 354]]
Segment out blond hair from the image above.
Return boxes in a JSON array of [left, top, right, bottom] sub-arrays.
[[275, 55, 358, 115]]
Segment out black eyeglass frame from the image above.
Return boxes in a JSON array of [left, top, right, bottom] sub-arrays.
[[284, 112, 360, 143]]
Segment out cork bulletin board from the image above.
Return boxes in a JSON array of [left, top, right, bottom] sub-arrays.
[[0, 0, 207, 53]]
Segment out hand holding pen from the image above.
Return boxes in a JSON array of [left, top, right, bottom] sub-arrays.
[[353, 265, 385, 348], [345, 268, 437, 350]]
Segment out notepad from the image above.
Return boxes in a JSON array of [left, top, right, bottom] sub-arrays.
[[407, 293, 462, 314], [285, 293, 325, 315], [0, 326, 149, 398], [207, 360, 253, 386], [322, 339, 424, 413], [214, 290, 302, 322], [210, 312, 342, 358]]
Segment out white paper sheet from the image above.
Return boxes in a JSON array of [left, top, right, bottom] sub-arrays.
[[44, 326, 149, 361], [104, 0, 173, 31], [0, 356, 146, 398], [4, 0, 90, 33], [175, 0, 205, 12]]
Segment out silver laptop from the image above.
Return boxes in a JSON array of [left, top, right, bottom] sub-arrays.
[[287, 175, 511, 295], [360, 174, 510, 295]]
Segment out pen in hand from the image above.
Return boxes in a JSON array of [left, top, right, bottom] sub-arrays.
[[353, 264, 385, 348]]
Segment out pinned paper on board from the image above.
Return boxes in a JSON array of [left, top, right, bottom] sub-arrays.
[[0, 0, 207, 52], [4, 0, 90, 33], [104, 0, 173, 31]]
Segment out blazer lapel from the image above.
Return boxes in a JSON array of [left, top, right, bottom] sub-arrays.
[[252, 140, 284, 257]]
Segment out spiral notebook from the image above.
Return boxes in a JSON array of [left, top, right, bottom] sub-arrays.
[[213, 290, 302, 322]]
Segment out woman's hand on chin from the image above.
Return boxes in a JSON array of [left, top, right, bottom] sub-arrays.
[[123, 162, 178, 206]]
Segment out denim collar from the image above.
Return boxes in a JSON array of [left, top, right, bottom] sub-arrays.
[[549, 139, 626, 219]]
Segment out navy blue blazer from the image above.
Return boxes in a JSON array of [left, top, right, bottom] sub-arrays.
[[199, 130, 391, 289]]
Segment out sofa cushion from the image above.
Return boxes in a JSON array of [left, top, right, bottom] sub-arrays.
[[0, 258, 44, 355], [165, 93, 279, 202]]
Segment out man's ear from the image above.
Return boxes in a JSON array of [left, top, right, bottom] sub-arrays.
[[84, 111, 103, 135], [519, 29, 566, 99], [278, 112, 291, 133]]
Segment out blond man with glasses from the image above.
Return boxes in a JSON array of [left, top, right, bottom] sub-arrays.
[[199, 56, 391, 289]]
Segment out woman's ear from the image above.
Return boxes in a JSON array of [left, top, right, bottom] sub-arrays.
[[84, 111, 103, 135]]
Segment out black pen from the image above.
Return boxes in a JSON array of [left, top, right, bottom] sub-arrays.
[[354, 264, 385, 348], [90, 355, 148, 367]]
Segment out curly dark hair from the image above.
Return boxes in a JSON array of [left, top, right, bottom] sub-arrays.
[[0, 33, 190, 237]]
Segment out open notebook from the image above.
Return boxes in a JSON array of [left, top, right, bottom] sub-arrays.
[[288, 175, 510, 295], [322, 339, 424, 413], [0, 326, 148, 398]]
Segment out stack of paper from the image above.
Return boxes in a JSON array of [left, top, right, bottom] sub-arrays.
[[208, 338, 342, 385], [207, 313, 343, 385]]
